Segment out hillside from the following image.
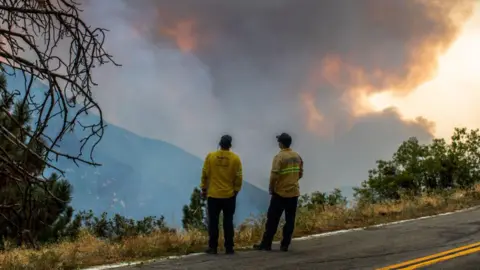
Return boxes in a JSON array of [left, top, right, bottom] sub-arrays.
[[54, 123, 270, 226], [4, 68, 269, 226]]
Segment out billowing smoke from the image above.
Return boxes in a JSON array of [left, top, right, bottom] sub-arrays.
[[80, 0, 474, 192]]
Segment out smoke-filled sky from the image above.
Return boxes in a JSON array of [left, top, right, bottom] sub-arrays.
[[80, 0, 479, 192]]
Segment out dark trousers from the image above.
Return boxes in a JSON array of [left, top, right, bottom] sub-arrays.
[[261, 193, 298, 247], [207, 196, 236, 249]]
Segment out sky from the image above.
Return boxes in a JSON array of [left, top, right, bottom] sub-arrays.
[[367, 5, 480, 139], [75, 0, 480, 192]]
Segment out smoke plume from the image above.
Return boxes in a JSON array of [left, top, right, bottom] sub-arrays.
[[81, 0, 474, 192]]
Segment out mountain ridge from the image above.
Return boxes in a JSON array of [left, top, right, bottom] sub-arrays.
[[3, 67, 269, 227]]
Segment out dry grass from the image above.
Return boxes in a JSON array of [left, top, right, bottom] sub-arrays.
[[2, 188, 480, 270]]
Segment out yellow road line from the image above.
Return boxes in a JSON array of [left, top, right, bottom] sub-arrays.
[[399, 246, 480, 269], [377, 241, 480, 270]]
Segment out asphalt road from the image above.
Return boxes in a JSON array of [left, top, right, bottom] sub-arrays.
[[116, 208, 480, 270]]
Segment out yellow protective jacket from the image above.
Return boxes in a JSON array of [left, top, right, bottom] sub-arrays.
[[200, 149, 243, 199], [270, 148, 303, 198]]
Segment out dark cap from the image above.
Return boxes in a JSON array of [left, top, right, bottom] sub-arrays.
[[219, 134, 232, 148], [276, 132, 292, 147]]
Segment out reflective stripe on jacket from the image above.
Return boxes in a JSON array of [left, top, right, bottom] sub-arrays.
[[200, 149, 243, 198], [270, 148, 303, 198]]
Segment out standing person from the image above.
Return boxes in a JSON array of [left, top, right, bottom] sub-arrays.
[[254, 132, 303, 252], [200, 134, 243, 255]]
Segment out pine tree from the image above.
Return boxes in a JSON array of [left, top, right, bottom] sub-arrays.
[[182, 187, 207, 231], [0, 71, 76, 248]]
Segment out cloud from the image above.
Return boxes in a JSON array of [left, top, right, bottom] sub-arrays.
[[80, 0, 474, 192]]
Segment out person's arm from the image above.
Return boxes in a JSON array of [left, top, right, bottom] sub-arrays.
[[299, 155, 304, 179], [269, 155, 282, 194], [200, 153, 210, 197], [234, 157, 243, 196]]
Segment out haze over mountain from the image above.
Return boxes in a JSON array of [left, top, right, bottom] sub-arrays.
[[3, 68, 270, 226]]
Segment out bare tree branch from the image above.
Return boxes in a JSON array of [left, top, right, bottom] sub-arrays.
[[0, 0, 119, 247], [0, 0, 119, 180]]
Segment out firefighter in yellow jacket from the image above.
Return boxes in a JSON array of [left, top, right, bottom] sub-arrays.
[[200, 134, 243, 255], [254, 132, 303, 252]]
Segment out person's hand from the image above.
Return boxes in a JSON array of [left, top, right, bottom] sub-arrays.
[[234, 191, 238, 197], [269, 187, 273, 195], [201, 189, 207, 199]]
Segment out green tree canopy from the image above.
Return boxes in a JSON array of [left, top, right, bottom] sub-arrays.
[[182, 187, 207, 231], [0, 72, 75, 248], [354, 128, 480, 204]]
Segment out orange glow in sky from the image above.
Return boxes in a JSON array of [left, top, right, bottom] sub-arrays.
[[366, 4, 480, 139], [159, 20, 197, 53]]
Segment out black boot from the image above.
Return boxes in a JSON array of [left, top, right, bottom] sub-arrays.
[[225, 247, 235, 255], [280, 245, 289, 252], [205, 247, 218, 254], [253, 243, 272, 251]]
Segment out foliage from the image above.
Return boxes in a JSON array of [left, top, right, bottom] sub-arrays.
[[0, 72, 77, 248], [299, 188, 347, 210], [182, 187, 207, 231], [354, 129, 480, 204], [0, 0, 118, 249], [71, 211, 171, 241]]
